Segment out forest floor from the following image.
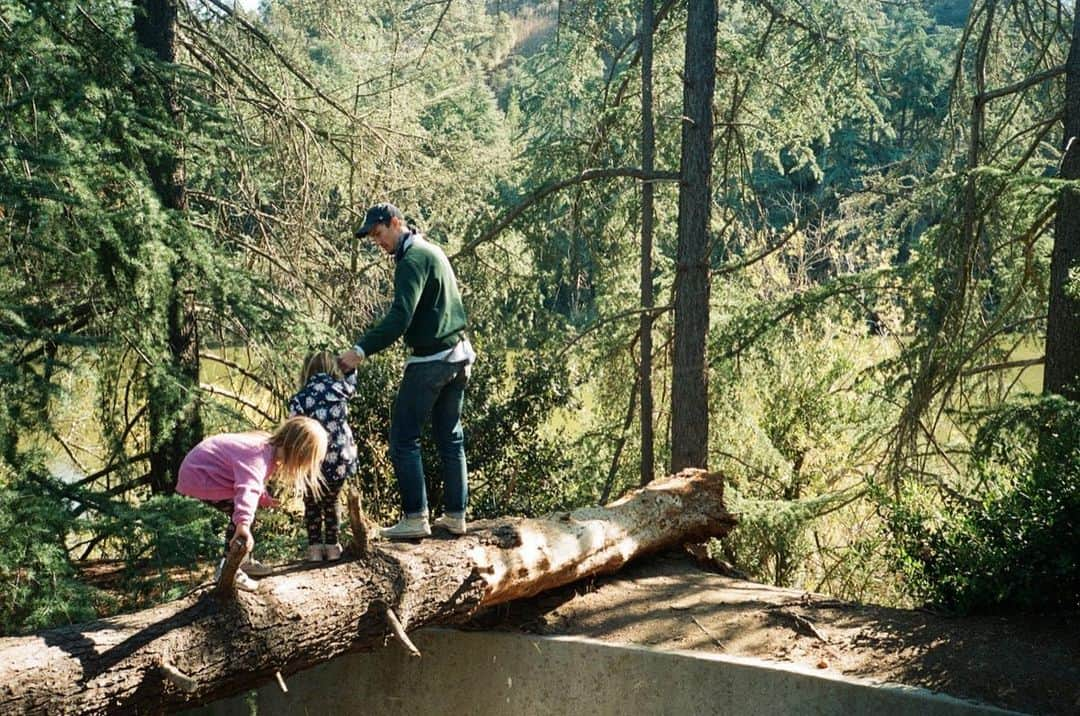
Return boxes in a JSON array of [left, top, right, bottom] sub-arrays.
[[468, 550, 1080, 716]]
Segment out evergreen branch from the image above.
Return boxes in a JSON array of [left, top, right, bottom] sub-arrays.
[[74, 532, 110, 562], [199, 382, 277, 424], [605, 0, 679, 109], [752, 0, 843, 45], [416, 0, 453, 67], [557, 305, 673, 361], [112, 405, 149, 464], [185, 218, 337, 312], [49, 429, 90, 477], [176, 22, 290, 110], [199, 352, 279, 395], [71, 453, 153, 489], [195, 0, 375, 133], [22, 469, 141, 520], [455, 168, 680, 258], [711, 277, 897, 365], [985, 109, 1064, 170], [977, 63, 1066, 105], [712, 216, 809, 278], [737, 483, 868, 523], [713, 449, 776, 482], [961, 357, 1044, 377], [176, 21, 356, 163]]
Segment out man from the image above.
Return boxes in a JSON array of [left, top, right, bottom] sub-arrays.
[[339, 202, 475, 539]]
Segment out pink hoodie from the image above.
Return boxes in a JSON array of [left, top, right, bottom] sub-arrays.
[[177, 432, 278, 526]]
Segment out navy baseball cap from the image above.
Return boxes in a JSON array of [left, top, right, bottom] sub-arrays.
[[354, 202, 404, 238]]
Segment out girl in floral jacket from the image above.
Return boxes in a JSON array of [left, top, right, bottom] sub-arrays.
[[288, 351, 359, 561]]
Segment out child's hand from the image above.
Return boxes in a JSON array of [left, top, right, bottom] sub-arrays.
[[231, 523, 255, 554]]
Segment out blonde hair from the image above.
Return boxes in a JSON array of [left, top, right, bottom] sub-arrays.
[[268, 416, 328, 500], [299, 350, 341, 388]]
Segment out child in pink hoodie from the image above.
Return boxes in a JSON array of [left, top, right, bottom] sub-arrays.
[[177, 416, 328, 591]]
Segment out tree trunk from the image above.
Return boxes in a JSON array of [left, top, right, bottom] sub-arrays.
[[640, 0, 657, 486], [671, 0, 717, 471], [1045, 7, 1080, 401], [0, 470, 735, 714], [133, 0, 203, 492]]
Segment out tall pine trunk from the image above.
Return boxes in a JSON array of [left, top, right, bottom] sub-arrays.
[[671, 0, 717, 471], [134, 0, 203, 493], [1045, 7, 1080, 401], [639, 0, 656, 485]]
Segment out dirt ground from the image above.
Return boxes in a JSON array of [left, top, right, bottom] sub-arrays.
[[468, 551, 1080, 715]]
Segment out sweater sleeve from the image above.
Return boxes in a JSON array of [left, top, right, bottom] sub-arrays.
[[231, 461, 267, 527], [356, 257, 424, 356]]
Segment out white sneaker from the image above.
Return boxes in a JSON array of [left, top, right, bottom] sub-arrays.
[[240, 556, 273, 577], [380, 515, 431, 540], [233, 570, 259, 592], [214, 558, 260, 592], [305, 544, 325, 562], [324, 543, 343, 561], [432, 512, 467, 535]]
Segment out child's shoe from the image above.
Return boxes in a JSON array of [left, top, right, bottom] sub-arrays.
[[305, 544, 325, 562], [324, 543, 343, 561], [432, 512, 467, 535], [381, 515, 431, 540], [233, 570, 259, 592], [240, 556, 273, 577]]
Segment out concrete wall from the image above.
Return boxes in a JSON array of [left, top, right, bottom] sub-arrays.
[[192, 629, 1018, 716]]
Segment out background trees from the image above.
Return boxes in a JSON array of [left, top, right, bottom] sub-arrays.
[[1, 0, 1077, 634]]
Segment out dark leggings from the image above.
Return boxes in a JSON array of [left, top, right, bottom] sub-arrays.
[[304, 480, 345, 545], [206, 499, 239, 556]]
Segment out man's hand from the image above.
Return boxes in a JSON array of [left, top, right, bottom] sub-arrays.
[[231, 522, 255, 555], [338, 349, 364, 372]]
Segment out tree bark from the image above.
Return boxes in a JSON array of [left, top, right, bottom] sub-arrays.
[[640, 0, 657, 486], [133, 0, 204, 493], [1045, 7, 1080, 401], [0, 470, 735, 714], [671, 0, 717, 471]]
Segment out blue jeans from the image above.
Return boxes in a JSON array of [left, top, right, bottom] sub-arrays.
[[389, 360, 469, 517]]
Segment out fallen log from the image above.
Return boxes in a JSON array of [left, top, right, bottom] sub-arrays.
[[0, 469, 735, 714]]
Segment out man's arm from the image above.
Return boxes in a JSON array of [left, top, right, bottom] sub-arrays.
[[348, 258, 425, 360]]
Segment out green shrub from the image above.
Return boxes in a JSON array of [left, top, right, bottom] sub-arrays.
[[349, 349, 577, 521], [87, 494, 226, 569], [887, 395, 1080, 613], [0, 468, 106, 634]]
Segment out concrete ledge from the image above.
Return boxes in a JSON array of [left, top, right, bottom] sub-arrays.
[[194, 628, 1020, 715]]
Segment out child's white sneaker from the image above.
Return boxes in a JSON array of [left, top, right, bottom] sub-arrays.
[[324, 543, 343, 561], [240, 556, 273, 577], [233, 570, 259, 592], [381, 515, 431, 540], [305, 544, 325, 562], [432, 512, 467, 535]]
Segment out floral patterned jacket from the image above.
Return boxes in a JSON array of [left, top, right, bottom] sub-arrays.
[[288, 371, 358, 484]]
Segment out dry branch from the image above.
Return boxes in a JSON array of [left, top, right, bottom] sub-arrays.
[[213, 542, 247, 601], [346, 489, 370, 557]]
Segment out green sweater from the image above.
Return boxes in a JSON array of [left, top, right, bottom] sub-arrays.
[[357, 234, 468, 357]]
